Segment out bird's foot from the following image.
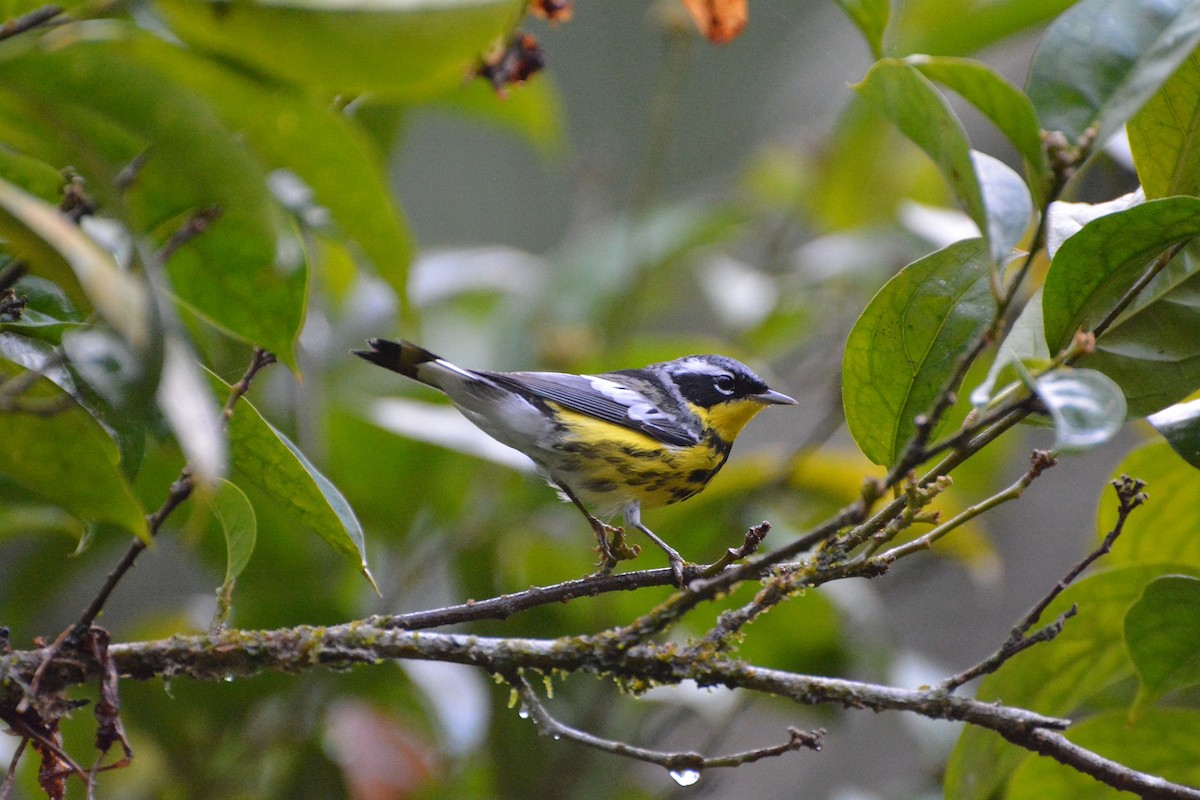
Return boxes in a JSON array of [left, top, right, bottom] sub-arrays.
[[591, 524, 640, 575]]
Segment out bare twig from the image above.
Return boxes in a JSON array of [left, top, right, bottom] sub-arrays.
[[512, 673, 823, 776], [939, 474, 1146, 692], [0, 4, 62, 42], [700, 521, 771, 576]]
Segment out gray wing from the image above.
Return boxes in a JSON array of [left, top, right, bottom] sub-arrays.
[[482, 370, 700, 447]]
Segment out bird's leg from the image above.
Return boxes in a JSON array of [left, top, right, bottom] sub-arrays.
[[625, 503, 686, 587], [556, 483, 639, 573]]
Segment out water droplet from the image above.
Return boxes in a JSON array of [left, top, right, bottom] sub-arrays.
[[668, 768, 701, 787], [552, 734, 561, 740], [517, 705, 530, 720], [223, 674, 235, 683]]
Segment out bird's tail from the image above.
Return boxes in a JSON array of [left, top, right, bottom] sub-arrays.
[[352, 338, 440, 382]]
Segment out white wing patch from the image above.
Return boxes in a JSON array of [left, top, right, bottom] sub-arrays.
[[585, 375, 676, 426]]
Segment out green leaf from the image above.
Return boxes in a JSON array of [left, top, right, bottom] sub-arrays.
[[0, 144, 64, 202], [1129, 48, 1200, 198], [906, 55, 1050, 200], [945, 564, 1196, 800], [0, 24, 306, 364], [154, 0, 526, 99], [0, 365, 147, 540], [1028, 0, 1200, 146], [1099, 441, 1200, 568], [205, 478, 257, 586], [1032, 369, 1127, 452], [972, 150, 1034, 266], [1042, 197, 1200, 352], [209, 371, 374, 585], [1006, 709, 1200, 800], [832, 0, 890, 58], [122, 31, 413, 304], [0, 177, 150, 350], [854, 61, 1031, 264], [1125, 575, 1200, 708], [843, 238, 993, 466], [1149, 397, 1200, 468], [854, 61, 983, 233], [0, 307, 82, 344], [1075, 249, 1200, 417], [891, 0, 1076, 57]]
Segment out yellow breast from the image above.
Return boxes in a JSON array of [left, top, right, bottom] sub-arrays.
[[546, 406, 730, 512]]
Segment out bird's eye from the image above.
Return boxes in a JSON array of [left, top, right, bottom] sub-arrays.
[[714, 374, 736, 394]]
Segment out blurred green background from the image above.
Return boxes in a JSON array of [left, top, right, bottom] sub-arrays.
[[0, 0, 1154, 798]]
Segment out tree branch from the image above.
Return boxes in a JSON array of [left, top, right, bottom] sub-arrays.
[[511, 673, 824, 777], [940, 473, 1146, 692], [0, 4, 62, 42]]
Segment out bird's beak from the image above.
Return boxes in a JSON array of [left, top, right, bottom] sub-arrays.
[[752, 389, 798, 406]]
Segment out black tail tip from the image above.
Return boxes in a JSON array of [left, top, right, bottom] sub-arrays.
[[352, 338, 435, 378]]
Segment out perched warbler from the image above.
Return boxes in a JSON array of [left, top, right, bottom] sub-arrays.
[[354, 339, 796, 582]]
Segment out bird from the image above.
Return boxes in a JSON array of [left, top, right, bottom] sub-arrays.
[[353, 339, 796, 583]]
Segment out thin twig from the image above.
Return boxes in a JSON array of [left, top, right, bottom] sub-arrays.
[[512, 673, 823, 774], [1088, 242, 1185, 342], [939, 474, 1146, 692], [878, 450, 1057, 563], [1013, 727, 1200, 800], [0, 4, 62, 42]]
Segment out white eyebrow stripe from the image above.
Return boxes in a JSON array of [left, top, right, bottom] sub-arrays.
[[671, 358, 731, 377]]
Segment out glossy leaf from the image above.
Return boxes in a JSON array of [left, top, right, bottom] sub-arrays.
[[970, 288, 1049, 408], [1099, 441, 1200, 568], [1032, 369, 1127, 452], [890, 0, 1076, 56], [206, 478, 257, 587], [0, 25, 305, 363], [211, 372, 374, 584], [1042, 197, 1200, 352], [0, 177, 149, 350], [154, 0, 526, 99], [972, 150, 1034, 265], [1129, 48, 1200, 198], [945, 564, 1196, 800], [843, 238, 993, 466], [1076, 251, 1200, 417], [854, 62, 983, 237], [1149, 397, 1200, 468], [1028, 0, 1200, 146], [1125, 574, 1200, 707], [854, 61, 1030, 264], [0, 367, 147, 539], [907, 55, 1050, 199], [833, 0, 890, 58], [1006, 709, 1200, 800]]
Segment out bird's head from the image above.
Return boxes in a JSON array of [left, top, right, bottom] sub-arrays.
[[659, 355, 796, 442]]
